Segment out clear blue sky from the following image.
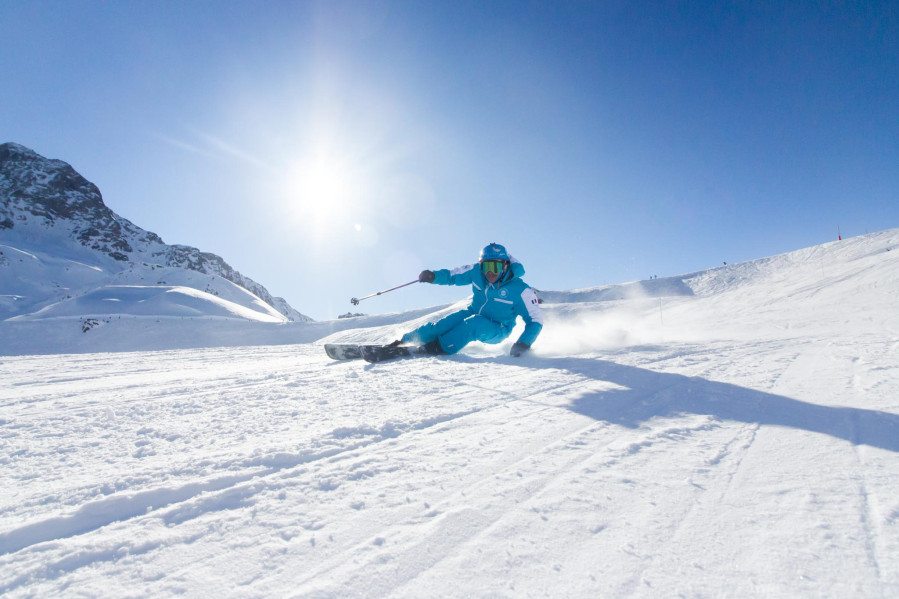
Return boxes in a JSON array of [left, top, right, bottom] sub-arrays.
[[2, 1, 897, 320]]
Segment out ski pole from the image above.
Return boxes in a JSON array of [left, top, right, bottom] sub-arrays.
[[351, 280, 419, 305]]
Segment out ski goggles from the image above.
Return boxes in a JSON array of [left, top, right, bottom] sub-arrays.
[[480, 260, 507, 275]]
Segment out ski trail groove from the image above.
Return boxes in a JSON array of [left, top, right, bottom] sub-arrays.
[[0, 403, 485, 556], [849, 414, 886, 594], [614, 421, 761, 597], [284, 371, 707, 596]]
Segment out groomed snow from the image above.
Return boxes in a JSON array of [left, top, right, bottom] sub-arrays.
[[1, 230, 898, 597]]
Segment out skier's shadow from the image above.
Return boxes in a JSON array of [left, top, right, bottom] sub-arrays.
[[526, 357, 899, 453]]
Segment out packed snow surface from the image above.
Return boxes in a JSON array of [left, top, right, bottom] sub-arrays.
[[2, 230, 899, 597]]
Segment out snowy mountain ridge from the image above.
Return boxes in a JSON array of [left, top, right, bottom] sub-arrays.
[[0, 142, 310, 323]]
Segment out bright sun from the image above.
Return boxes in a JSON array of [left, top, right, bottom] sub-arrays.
[[280, 138, 382, 248], [287, 157, 356, 228]]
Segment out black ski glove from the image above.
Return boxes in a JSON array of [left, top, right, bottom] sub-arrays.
[[418, 270, 435, 283], [510, 342, 530, 357]]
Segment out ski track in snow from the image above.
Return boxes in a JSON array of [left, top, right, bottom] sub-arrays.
[[2, 230, 899, 597]]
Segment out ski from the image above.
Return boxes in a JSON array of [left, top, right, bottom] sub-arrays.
[[325, 343, 429, 363], [361, 344, 414, 363], [324, 343, 366, 360], [324, 343, 415, 362]]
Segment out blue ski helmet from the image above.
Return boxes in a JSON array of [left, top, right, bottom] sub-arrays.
[[479, 242, 509, 262]]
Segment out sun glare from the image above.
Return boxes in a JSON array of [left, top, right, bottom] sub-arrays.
[[286, 157, 357, 228]]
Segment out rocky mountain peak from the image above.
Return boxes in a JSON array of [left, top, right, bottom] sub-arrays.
[[1, 142, 163, 260], [0, 142, 310, 322]]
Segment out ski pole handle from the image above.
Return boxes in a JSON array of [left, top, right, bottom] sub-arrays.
[[351, 279, 419, 305]]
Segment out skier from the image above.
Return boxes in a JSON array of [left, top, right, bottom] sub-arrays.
[[393, 242, 543, 357]]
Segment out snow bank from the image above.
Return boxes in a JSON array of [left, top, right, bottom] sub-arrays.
[[9, 285, 284, 322]]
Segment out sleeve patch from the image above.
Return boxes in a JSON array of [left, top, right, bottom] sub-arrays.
[[520, 287, 543, 323]]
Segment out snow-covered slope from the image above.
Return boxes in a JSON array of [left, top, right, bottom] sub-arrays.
[[0, 142, 310, 323], [1, 229, 898, 598]]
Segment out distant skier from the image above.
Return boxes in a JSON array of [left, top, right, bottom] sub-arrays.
[[393, 243, 543, 357]]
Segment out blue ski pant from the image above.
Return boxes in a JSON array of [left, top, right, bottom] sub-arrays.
[[401, 309, 513, 354]]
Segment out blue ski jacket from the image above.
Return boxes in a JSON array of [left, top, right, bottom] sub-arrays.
[[431, 261, 543, 347]]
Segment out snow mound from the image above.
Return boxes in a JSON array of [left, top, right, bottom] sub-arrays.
[[539, 275, 695, 304], [0, 239, 288, 324], [10, 285, 285, 323]]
